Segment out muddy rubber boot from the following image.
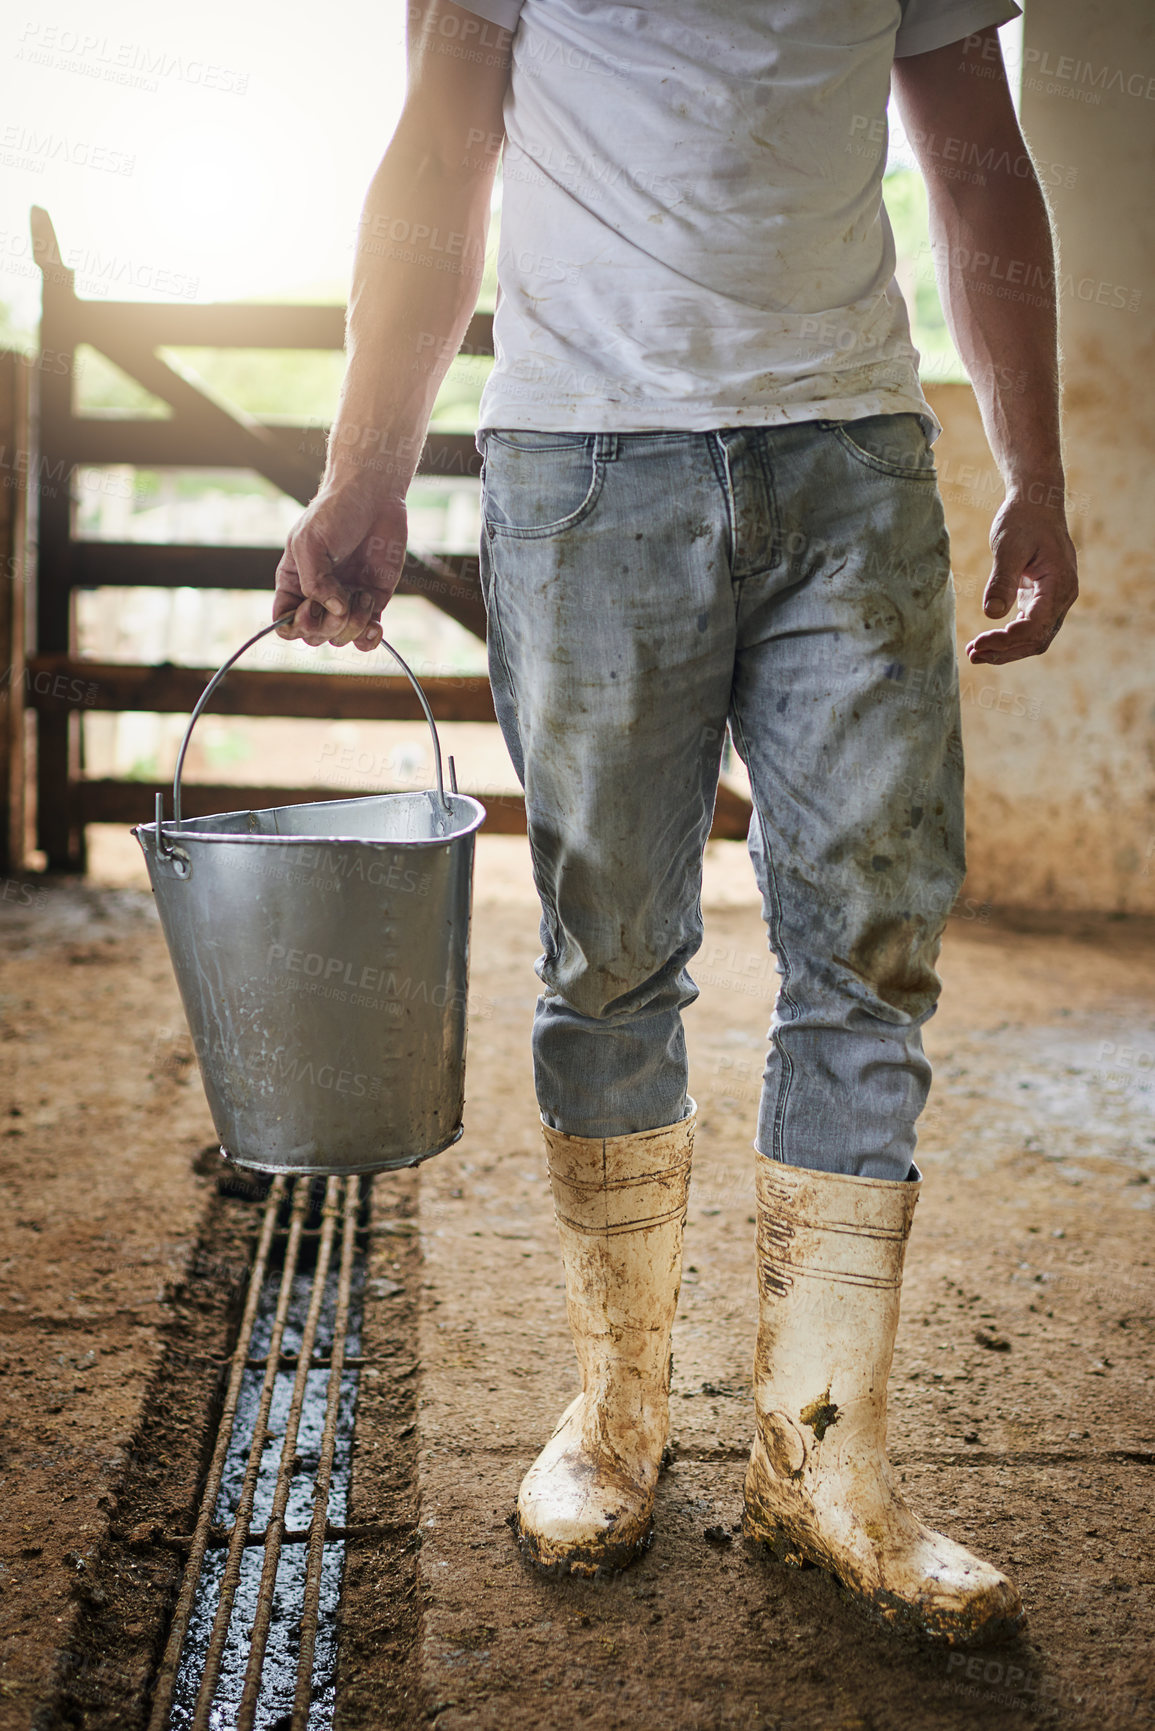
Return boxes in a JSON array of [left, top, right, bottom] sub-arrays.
[[515, 1108, 695, 1576], [744, 1154, 1024, 1643]]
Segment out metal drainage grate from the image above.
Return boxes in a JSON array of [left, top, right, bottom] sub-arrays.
[[148, 1172, 369, 1731]]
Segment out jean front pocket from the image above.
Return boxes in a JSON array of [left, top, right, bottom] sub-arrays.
[[826, 413, 937, 482], [481, 430, 604, 540]]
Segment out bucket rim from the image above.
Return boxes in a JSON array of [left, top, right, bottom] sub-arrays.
[[132, 789, 487, 848]]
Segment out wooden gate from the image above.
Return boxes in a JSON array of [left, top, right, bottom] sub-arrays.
[[18, 206, 751, 871]]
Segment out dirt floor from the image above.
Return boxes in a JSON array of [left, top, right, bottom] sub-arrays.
[[1, 837, 1154, 1731]]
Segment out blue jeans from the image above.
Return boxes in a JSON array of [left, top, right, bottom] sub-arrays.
[[477, 417, 964, 1181]]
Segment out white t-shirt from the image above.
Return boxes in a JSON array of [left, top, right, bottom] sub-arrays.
[[455, 0, 1019, 432]]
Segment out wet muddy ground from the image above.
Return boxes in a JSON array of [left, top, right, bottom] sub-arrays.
[[1, 843, 1153, 1730]]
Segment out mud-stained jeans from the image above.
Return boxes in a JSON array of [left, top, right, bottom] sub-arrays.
[[476, 417, 965, 1181]]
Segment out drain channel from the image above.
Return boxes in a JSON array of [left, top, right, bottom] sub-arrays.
[[148, 1172, 368, 1731]]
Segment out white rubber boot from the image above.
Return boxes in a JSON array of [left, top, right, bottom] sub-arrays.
[[515, 1108, 695, 1576], [744, 1154, 1023, 1643]]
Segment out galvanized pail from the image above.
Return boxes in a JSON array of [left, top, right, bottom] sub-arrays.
[[134, 620, 486, 1176]]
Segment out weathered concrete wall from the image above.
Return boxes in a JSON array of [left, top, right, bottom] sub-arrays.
[[928, 1, 1155, 914]]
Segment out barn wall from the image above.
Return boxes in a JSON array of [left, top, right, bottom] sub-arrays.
[[928, 0, 1155, 913]]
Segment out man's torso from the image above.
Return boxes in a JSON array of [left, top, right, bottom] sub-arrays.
[[453, 0, 1016, 431]]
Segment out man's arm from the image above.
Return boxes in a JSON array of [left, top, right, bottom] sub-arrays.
[[274, 0, 512, 648], [892, 29, 1078, 665]]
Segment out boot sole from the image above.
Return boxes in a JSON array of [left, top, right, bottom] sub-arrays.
[[742, 1497, 1025, 1649], [513, 1511, 654, 1579]]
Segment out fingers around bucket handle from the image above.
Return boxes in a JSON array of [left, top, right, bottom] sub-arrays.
[[155, 616, 449, 855]]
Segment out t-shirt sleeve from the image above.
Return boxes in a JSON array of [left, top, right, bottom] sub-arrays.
[[894, 0, 1021, 58], [450, 0, 525, 30]]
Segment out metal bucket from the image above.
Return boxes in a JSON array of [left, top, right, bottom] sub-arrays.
[[134, 620, 486, 1175]]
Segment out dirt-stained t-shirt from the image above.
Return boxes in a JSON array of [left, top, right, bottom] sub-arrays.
[[452, 0, 1020, 431]]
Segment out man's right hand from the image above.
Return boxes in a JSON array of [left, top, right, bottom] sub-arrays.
[[272, 489, 408, 649]]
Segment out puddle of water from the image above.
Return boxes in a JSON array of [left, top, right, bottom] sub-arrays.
[[936, 1017, 1155, 1171]]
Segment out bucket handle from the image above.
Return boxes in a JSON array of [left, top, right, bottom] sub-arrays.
[[155, 615, 452, 859]]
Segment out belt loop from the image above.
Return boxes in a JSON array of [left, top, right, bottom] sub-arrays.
[[594, 433, 619, 462]]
